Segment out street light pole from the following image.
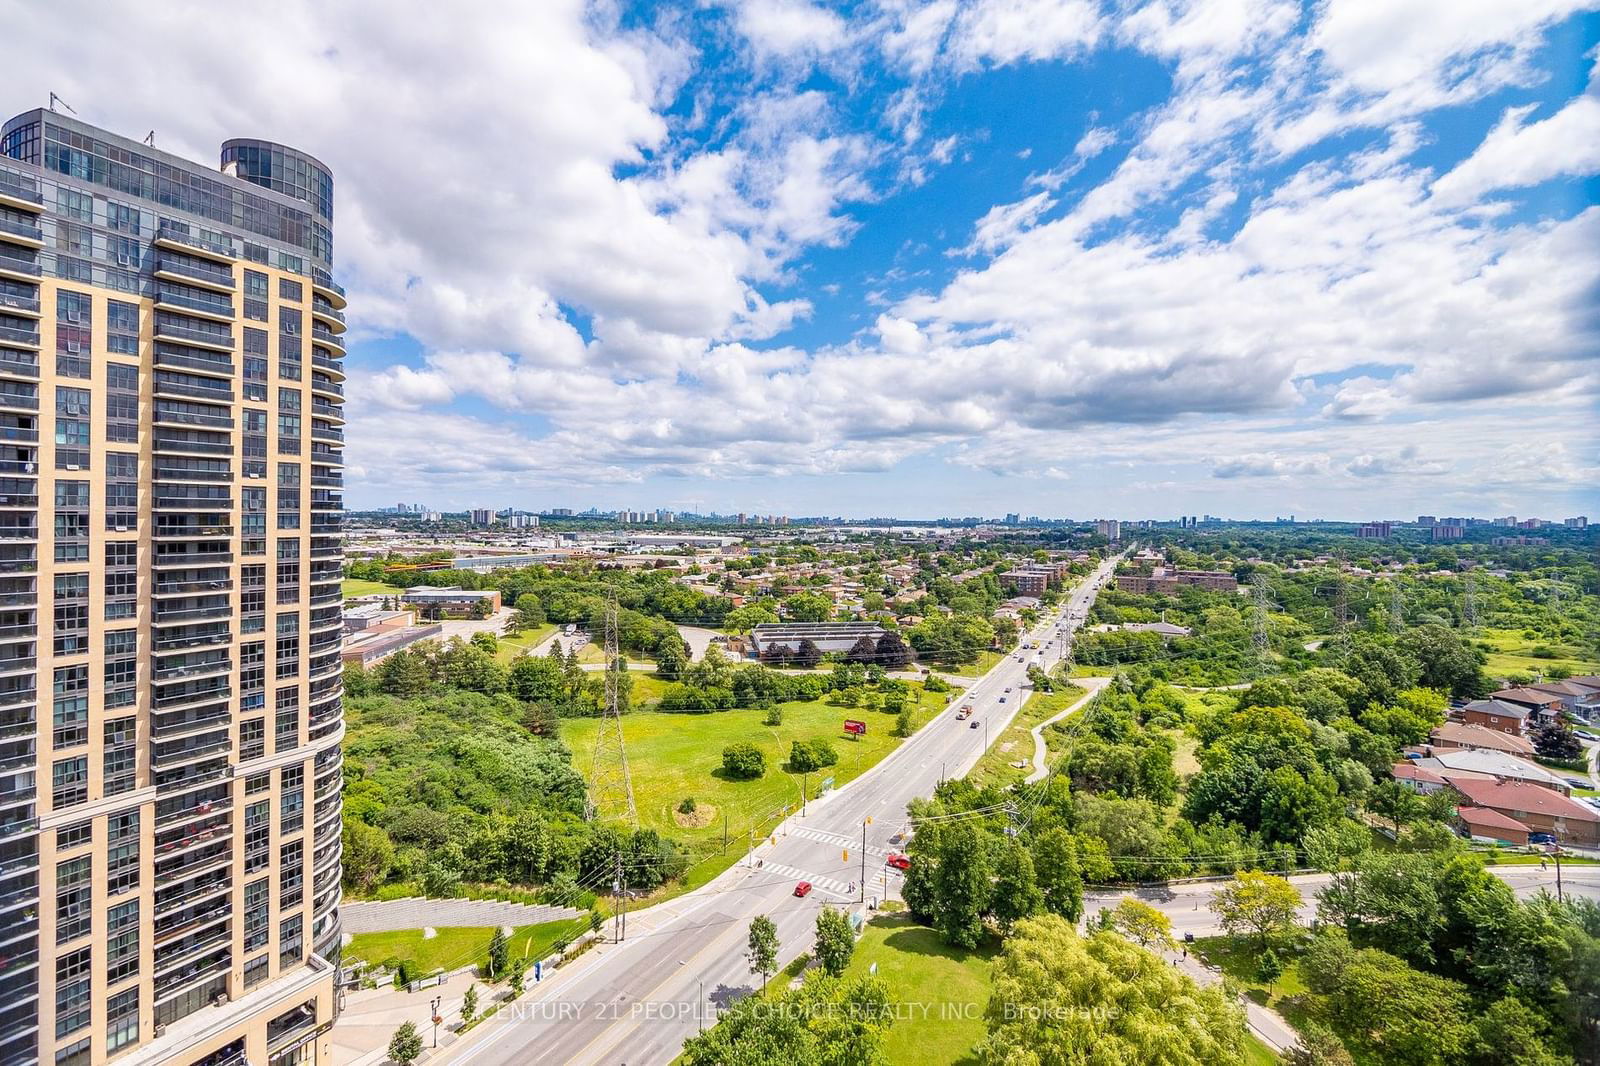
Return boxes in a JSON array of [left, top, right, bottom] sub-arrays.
[[430, 995, 442, 1048]]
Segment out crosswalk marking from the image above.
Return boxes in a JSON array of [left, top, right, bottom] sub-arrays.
[[762, 861, 852, 897], [793, 826, 889, 857]]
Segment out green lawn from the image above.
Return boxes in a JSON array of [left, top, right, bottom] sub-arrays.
[[1241, 1034, 1281, 1066], [845, 913, 999, 1065], [344, 919, 577, 977], [344, 578, 406, 598], [1478, 627, 1599, 681], [966, 684, 1087, 791], [494, 624, 557, 663], [942, 649, 1007, 678], [1193, 935, 1307, 1010], [561, 685, 947, 842]]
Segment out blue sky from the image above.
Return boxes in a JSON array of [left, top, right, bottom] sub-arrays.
[[11, 1, 1600, 519]]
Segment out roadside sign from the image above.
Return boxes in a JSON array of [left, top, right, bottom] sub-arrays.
[[843, 719, 867, 736]]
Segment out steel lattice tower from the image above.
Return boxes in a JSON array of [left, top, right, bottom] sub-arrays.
[[588, 591, 639, 826]]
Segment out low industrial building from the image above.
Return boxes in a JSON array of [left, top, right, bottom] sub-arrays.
[[749, 622, 889, 656], [342, 623, 445, 667], [400, 586, 503, 617]]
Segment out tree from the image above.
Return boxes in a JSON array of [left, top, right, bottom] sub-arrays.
[[722, 742, 766, 780], [814, 907, 855, 977], [980, 916, 1246, 1065], [488, 927, 509, 978], [1300, 932, 1474, 1066], [1281, 1022, 1356, 1066], [784, 592, 833, 623], [1532, 721, 1582, 762], [470, 630, 498, 654], [1030, 827, 1085, 922], [933, 824, 992, 948], [461, 983, 479, 1026], [894, 707, 914, 737], [788, 738, 838, 773], [341, 820, 394, 894], [747, 915, 779, 989], [1111, 898, 1174, 949], [509, 963, 526, 998], [847, 634, 879, 664], [793, 638, 823, 669], [379, 647, 431, 697], [991, 839, 1044, 934], [1211, 871, 1302, 949], [875, 631, 914, 668], [388, 1021, 424, 1066], [655, 637, 688, 680], [1368, 779, 1422, 836]]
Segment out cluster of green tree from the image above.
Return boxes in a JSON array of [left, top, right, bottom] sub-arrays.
[[678, 970, 895, 1065], [1296, 830, 1600, 1065], [905, 611, 1001, 667], [656, 654, 919, 716], [348, 558, 734, 634], [345, 634, 636, 722], [755, 630, 915, 669], [1062, 681, 1183, 806], [339, 686, 685, 899]]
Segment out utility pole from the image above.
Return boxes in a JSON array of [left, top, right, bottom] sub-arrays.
[[802, 770, 809, 817], [613, 854, 624, 943], [857, 816, 870, 902], [723, 811, 728, 854]]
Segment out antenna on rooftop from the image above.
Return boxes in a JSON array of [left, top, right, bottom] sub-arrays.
[[48, 92, 77, 115], [143, 131, 156, 147]]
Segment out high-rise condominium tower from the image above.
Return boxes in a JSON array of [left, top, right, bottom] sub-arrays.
[[0, 110, 345, 1066]]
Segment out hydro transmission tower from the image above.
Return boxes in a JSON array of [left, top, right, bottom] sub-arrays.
[[1333, 577, 1351, 633], [1462, 571, 1479, 633], [1389, 580, 1405, 633], [1252, 573, 1274, 674], [588, 591, 638, 826]]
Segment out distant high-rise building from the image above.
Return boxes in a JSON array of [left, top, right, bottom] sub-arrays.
[[1566, 516, 1588, 528], [1356, 521, 1394, 539], [1417, 515, 1436, 525], [0, 110, 345, 1064], [1004, 512, 1019, 525], [470, 508, 495, 525], [1094, 519, 1121, 541]]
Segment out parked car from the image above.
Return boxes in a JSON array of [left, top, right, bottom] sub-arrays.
[[1529, 833, 1558, 845], [886, 853, 910, 871], [794, 881, 813, 897], [1575, 730, 1598, 741]]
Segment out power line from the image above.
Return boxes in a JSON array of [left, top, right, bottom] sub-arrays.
[[588, 589, 637, 827]]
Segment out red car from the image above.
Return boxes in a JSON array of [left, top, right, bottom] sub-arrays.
[[886, 853, 910, 871], [794, 881, 813, 897]]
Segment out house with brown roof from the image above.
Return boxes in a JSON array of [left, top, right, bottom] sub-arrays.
[[1531, 679, 1600, 722], [1488, 687, 1564, 728], [1454, 806, 1532, 846], [1446, 778, 1600, 846], [1427, 722, 1537, 758]]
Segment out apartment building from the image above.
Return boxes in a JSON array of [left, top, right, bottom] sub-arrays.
[[1115, 567, 1238, 595], [0, 111, 344, 1066]]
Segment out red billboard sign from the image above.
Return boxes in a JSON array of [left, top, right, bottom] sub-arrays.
[[843, 719, 867, 736]]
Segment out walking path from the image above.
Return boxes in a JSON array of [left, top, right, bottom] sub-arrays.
[[1023, 679, 1107, 784], [342, 899, 583, 934], [1162, 947, 1299, 1054]]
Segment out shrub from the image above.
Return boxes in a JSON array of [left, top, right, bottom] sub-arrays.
[[678, 797, 697, 815], [722, 742, 767, 780], [763, 706, 783, 726]]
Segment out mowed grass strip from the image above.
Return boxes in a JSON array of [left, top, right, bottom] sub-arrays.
[[561, 686, 948, 841], [345, 918, 577, 976], [845, 913, 998, 1065], [966, 683, 1087, 790], [343, 578, 407, 598]]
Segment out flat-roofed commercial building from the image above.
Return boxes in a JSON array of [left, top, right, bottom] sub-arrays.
[[0, 110, 344, 1066], [749, 622, 887, 656]]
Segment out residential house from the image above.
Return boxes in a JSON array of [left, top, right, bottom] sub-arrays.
[[1446, 778, 1600, 846], [1417, 748, 1571, 795], [1426, 722, 1537, 758], [1454, 806, 1532, 847], [1391, 762, 1449, 795], [1531, 679, 1600, 723], [1462, 698, 1536, 737]]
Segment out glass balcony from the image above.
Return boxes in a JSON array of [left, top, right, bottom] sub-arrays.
[[155, 221, 237, 262]]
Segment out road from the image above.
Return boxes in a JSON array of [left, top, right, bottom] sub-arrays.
[[447, 556, 1122, 1066]]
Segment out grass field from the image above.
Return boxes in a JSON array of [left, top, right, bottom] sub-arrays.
[[943, 649, 1006, 678], [562, 685, 949, 843], [845, 914, 998, 1065], [345, 918, 576, 977], [1193, 935, 1307, 1010], [966, 684, 1088, 790], [494, 624, 557, 662], [1477, 627, 1599, 681], [344, 578, 406, 598]]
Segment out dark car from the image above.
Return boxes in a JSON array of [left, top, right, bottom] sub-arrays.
[[1528, 833, 1558, 845], [969, 719, 980, 729]]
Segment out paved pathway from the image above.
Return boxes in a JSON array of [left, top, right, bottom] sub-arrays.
[[1162, 946, 1299, 1053], [342, 898, 583, 934], [1023, 678, 1107, 784]]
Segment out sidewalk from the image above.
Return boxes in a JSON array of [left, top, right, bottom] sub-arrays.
[[1161, 947, 1300, 1054]]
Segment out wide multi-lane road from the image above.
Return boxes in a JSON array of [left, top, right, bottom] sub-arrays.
[[448, 556, 1122, 1066]]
